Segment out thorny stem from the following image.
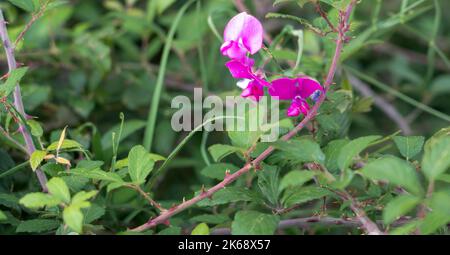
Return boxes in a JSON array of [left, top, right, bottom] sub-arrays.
[[130, 0, 358, 232], [14, 0, 51, 47], [211, 216, 410, 235], [315, 3, 337, 32], [0, 10, 48, 192], [125, 184, 167, 213]]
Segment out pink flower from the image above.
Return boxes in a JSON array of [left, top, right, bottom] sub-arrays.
[[225, 58, 269, 102], [269, 77, 324, 117], [220, 12, 264, 60]]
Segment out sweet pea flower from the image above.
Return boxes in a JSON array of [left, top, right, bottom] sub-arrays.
[[269, 77, 324, 117], [220, 12, 264, 60], [225, 58, 269, 101]]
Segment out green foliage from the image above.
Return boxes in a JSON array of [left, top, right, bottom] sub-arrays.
[[231, 211, 279, 235]]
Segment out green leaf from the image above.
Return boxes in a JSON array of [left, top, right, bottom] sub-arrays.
[[324, 139, 349, 172], [282, 186, 332, 207], [16, 219, 60, 233], [63, 205, 83, 233], [257, 164, 280, 205], [383, 195, 421, 225], [157, 226, 181, 235], [27, 119, 44, 137], [190, 214, 230, 225], [46, 177, 71, 204], [431, 75, 450, 95], [0, 67, 28, 98], [279, 170, 316, 191], [30, 150, 47, 171], [71, 190, 97, 207], [191, 223, 209, 235], [197, 187, 258, 207], [422, 136, 450, 181], [337, 135, 381, 170], [19, 193, 61, 209], [361, 156, 424, 195], [83, 204, 105, 224], [231, 211, 279, 235], [128, 145, 155, 184], [47, 139, 83, 151], [393, 136, 425, 159], [273, 138, 325, 164], [200, 163, 239, 180], [0, 210, 6, 221], [208, 144, 243, 162], [7, 0, 36, 12], [70, 168, 124, 183]]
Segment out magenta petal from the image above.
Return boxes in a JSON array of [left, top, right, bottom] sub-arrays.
[[286, 97, 309, 117], [268, 77, 298, 100], [240, 14, 263, 54], [220, 40, 247, 59], [298, 77, 323, 99], [241, 80, 264, 102], [223, 12, 263, 56], [225, 59, 254, 79]]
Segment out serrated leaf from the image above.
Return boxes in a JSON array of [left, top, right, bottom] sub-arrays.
[[337, 135, 381, 170], [273, 138, 325, 164], [63, 205, 83, 233], [282, 186, 332, 207], [0, 210, 6, 221], [71, 190, 97, 207], [27, 119, 43, 137], [47, 139, 83, 151], [257, 164, 280, 205], [47, 177, 71, 204], [208, 144, 243, 162], [0, 67, 28, 97], [191, 223, 209, 235], [393, 136, 425, 159], [361, 156, 423, 195], [422, 136, 450, 181], [383, 195, 421, 225], [30, 150, 47, 171], [83, 204, 105, 224], [19, 193, 61, 209], [128, 145, 155, 184], [190, 214, 230, 225], [279, 170, 316, 191], [16, 219, 60, 233], [231, 211, 279, 235], [324, 139, 349, 172], [200, 163, 239, 180], [70, 168, 124, 183], [7, 0, 36, 12], [197, 187, 258, 207]]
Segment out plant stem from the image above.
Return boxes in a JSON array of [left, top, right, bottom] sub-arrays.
[[130, 0, 358, 232], [143, 0, 196, 151], [0, 9, 48, 192]]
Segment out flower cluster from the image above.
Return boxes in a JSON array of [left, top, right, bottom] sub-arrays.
[[221, 12, 324, 118]]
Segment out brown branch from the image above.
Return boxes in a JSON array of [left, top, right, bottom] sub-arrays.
[[125, 184, 166, 213], [211, 216, 410, 235], [334, 190, 385, 235], [14, 0, 51, 47], [129, 0, 358, 232], [0, 10, 48, 192], [315, 3, 337, 32]]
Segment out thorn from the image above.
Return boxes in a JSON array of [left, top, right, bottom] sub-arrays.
[[163, 220, 170, 226], [169, 204, 177, 212], [224, 169, 231, 179]]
